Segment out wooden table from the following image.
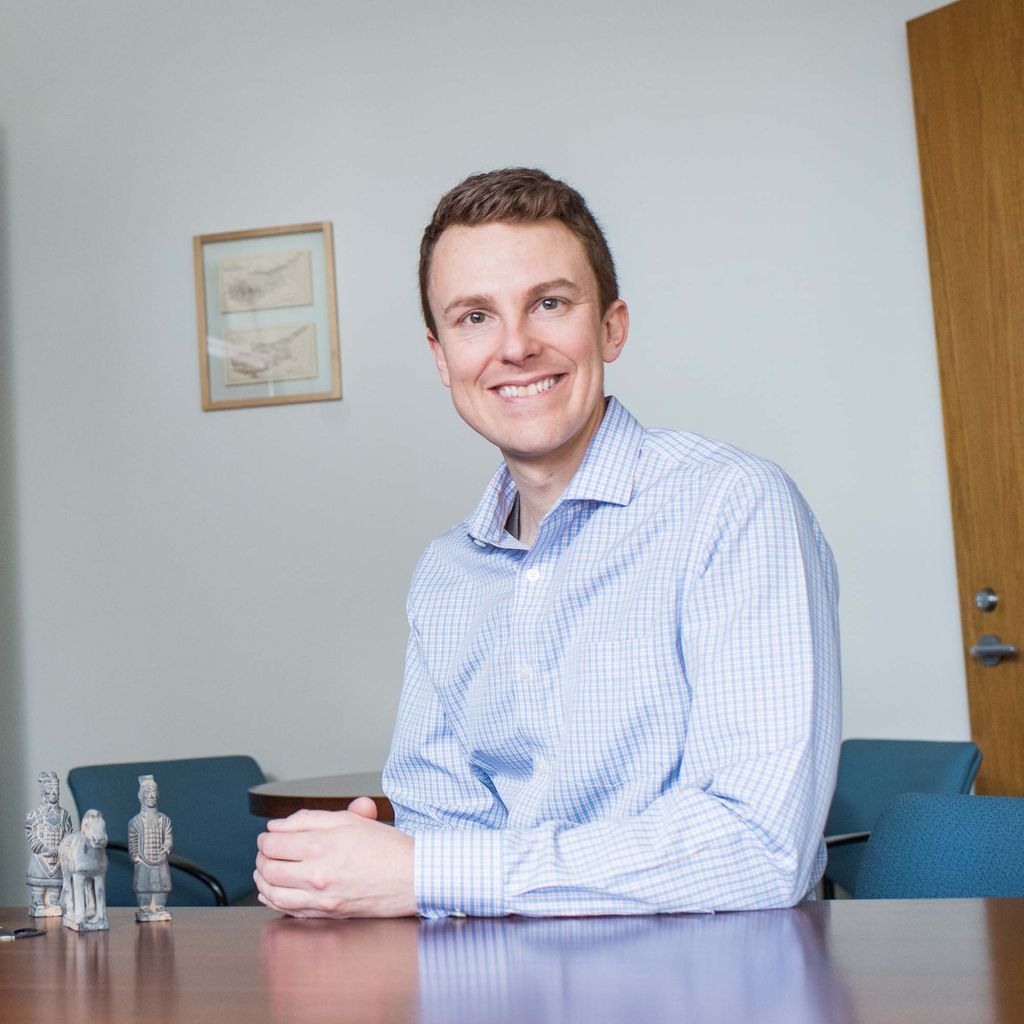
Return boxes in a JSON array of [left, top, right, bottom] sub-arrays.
[[2, 899, 1023, 1023], [248, 772, 394, 822]]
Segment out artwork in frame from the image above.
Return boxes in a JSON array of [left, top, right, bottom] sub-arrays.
[[193, 222, 342, 411]]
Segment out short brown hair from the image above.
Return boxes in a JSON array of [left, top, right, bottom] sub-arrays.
[[419, 167, 618, 335]]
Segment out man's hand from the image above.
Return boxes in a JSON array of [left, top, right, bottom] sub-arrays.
[[254, 801, 416, 919]]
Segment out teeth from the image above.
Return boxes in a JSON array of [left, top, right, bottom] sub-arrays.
[[497, 376, 558, 398]]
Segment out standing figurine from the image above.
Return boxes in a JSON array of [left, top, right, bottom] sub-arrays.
[[58, 809, 109, 931], [129, 775, 173, 922], [25, 770, 73, 917]]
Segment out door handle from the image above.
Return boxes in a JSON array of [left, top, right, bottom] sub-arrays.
[[969, 634, 1018, 667]]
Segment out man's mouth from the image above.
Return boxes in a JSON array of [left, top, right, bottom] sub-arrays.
[[494, 375, 562, 399]]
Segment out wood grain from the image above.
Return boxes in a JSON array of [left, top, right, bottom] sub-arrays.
[[908, 0, 1024, 795]]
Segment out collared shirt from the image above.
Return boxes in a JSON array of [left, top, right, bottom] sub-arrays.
[[383, 398, 841, 917]]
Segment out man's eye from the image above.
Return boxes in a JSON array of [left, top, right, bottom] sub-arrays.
[[539, 298, 562, 311], [463, 311, 487, 325]]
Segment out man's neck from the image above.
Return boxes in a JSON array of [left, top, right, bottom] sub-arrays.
[[503, 399, 607, 546], [508, 469, 567, 547]]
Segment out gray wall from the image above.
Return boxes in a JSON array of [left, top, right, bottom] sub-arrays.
[[0, 0, 964, 902]]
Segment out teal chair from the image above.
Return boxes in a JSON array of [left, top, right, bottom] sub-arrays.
[[824, 739, 981, 897], [856, 793, 1024, 898], [67, 755, 268, 907]]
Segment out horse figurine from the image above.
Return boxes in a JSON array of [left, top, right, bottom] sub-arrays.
[[59, 809, 109, 931]]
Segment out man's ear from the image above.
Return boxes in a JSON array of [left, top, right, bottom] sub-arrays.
[[427, 331, 451, 388], [601, 299, 630, 364]]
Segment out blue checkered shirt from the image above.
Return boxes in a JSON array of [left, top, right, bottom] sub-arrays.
[[383, 398, 841, 917]]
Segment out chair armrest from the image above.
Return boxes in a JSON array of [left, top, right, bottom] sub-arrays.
[[106, 841, 229, 906], [825, 830, 872, 849]]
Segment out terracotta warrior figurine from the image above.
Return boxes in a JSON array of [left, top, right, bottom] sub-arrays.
[[129, 775, 173, 922], [25, 770, 73, 917]]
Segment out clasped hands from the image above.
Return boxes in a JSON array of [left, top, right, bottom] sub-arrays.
[[254, 797, 416, 918]]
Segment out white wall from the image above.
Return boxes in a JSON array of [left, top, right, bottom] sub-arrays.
[[0, 0, 965, 902]]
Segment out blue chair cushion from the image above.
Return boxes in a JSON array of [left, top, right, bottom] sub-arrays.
[[857, 792, 1024, 899], [825, 739, 981, 895]]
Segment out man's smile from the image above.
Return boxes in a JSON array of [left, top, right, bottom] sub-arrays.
[[492, 374, 565, 400]]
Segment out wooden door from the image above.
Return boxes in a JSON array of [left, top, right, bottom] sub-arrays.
[[908, 0, 1024, 795]]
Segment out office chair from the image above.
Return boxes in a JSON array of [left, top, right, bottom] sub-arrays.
[[823, 739, 981, 897], [67, 755, 268, 907], [856, 792, 1024, 898]]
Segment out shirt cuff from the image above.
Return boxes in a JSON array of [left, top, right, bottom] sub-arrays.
[[414, 828, 505, 918]]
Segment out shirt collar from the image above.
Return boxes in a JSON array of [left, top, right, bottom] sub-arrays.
[[466, 397, 645, 548]]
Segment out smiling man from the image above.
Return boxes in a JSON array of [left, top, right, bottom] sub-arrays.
[[425, 214, 628, 545], [255, 168, 841, 918]]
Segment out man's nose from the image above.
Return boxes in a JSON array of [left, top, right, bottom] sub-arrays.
[[496, 313, 542, 363]]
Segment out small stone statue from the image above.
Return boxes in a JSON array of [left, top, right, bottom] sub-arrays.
[[25, 770, 73, 917], [59, 809, 109, 931], [129, 774, 173, 922]]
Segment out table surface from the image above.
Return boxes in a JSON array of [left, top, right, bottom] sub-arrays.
[[3, 899, 1024, 1024], [248, 772, 394, 821]]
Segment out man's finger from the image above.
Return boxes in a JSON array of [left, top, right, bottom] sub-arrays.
[[267, 809, 353, 832], [257, 890, 308, 917], [257, 830, 321, 861], [255, 853, 329, 893], [346, 797, 378, 820], [256, 876, 330, 914], [255, 870, 303, 914]]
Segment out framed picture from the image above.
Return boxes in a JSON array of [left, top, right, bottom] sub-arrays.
[[193, 222, 342, 411]]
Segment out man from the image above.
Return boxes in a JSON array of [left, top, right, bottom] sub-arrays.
[[129, 774, 173, 921], [255, 168, 841, 918], [25, 770, 73, 916]]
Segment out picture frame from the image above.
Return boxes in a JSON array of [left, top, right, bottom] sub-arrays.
[[193, 222, 342, 411]]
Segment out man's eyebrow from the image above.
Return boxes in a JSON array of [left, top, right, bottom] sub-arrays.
[[443, 293, 494, 318], [443, 279, 583, 319], [526, 278, 583, 301]]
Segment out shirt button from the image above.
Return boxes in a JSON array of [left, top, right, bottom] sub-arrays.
[[518, 664, 533, 679], [525, 567, 541, 583], [472, 538, 487, 548], [535, 757, 549, 776]]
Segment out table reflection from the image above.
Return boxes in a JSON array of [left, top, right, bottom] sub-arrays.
[[53, 920, 113, 1024], [418, 908, 854, 1024], [258, 905, 853, 1024], [133, 920, 177, 1024], [261, 916, 420, 1024]]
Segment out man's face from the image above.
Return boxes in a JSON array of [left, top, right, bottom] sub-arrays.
[[42, 779, 58, 804], [141, 785, 158, 808], [426, 220, 628, 471]]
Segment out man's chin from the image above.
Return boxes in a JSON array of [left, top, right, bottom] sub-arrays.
[[456, 414, 557, 459], [494, 433, 572, 465]]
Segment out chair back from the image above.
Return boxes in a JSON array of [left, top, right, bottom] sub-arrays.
[[856, 792, 1024, 898], [825, 739, 981, 895], [67, 755, 267, 906]]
